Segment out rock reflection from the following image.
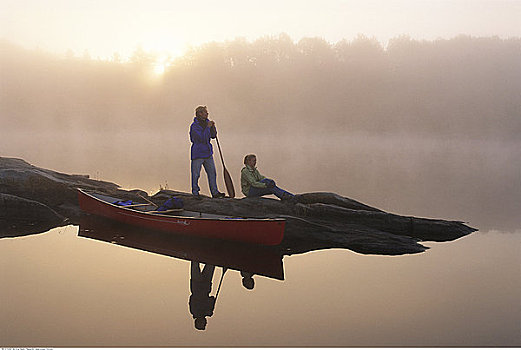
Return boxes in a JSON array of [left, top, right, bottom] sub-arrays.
[[78, 216, 284, 331]]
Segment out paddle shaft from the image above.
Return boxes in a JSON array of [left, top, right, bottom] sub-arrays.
[[215, 135, 235, 198], [138, 194, 158, 208], [215, 136, 226, 167], [215, 267, 228, 300]]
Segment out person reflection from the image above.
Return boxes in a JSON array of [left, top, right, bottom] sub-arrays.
[[189, 262, 216, 331], [241, 271, 255, 290]]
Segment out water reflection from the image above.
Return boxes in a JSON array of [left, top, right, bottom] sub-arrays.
[[189, 262, 217, 330], [77, 216, 284, 331], [241, 271, 255, 290]]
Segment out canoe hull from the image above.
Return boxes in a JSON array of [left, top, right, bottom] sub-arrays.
[[77, 189, 285, 246]]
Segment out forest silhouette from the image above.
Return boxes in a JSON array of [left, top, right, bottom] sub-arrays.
[[1, 34, 520, 140]]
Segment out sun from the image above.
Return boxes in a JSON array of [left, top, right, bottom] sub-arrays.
[[153, 62, 167, 75], [143, 39, 187, 76], [151, 54, 173, 76]]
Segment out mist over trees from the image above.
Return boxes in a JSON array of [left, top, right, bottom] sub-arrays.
[[1, 34, 520, 140]]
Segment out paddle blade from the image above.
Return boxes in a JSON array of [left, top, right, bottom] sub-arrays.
[[223, 167, 235, 198]]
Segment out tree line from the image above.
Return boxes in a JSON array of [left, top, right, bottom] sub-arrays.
[[1, 34, 520, 140]]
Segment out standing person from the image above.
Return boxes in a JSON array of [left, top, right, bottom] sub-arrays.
[[240, 154, 294, 200], [189, 262, 216, 331], [189, 106, 225, 198]]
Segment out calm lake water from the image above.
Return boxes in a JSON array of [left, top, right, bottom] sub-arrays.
[[1, 225, 520, 347], [1, 130, 520, 346]]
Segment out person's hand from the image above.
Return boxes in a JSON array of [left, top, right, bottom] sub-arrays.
[[208, 120, 215, 128]]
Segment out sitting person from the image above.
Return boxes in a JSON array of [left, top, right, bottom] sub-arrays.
[[240, 154, 294, 200]]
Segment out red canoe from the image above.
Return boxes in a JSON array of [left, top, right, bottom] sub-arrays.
[[77, 188, 285, 246]]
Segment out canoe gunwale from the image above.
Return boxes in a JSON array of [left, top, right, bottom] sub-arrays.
[[78, 188, 284, 222], [77, 188, 285, 246]]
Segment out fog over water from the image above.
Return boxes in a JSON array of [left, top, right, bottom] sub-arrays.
[[1, 36, 520, 231], [1, 35, 521, 346]]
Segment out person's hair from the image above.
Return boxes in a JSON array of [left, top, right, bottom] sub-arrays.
[[244, 154, 256, 165], [242, 276, 255, 290], [194, 317, 207, 330], [195, 106, 207, 117]]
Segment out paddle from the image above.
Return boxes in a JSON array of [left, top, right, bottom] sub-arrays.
[[137, 194, 158, 209], [215, 267, 228, 300], [215, 135, 235, 198]]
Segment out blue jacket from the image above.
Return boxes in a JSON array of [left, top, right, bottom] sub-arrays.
[[190, 117, 217, 160]]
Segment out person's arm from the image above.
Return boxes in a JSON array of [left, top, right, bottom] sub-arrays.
[[190, 123, 211, 144], [242, 168, 267, 188], [209, 122, 217, 139], [190, 124, 203, 143]]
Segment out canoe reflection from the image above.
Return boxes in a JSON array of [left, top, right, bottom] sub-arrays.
[[78, 216, 284, 331]]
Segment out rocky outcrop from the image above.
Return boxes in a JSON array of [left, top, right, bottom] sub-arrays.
[[0, 193, 66, 237], [0, 157, 121, 236], [0, 156, 477, 255], [150, 190, 476, 255], [0, 157, 144, 220]]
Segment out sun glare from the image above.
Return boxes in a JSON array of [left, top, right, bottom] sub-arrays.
[[143, 38, 187, 76], [151, 53, 173, 76], [153, 62, 166, 75]]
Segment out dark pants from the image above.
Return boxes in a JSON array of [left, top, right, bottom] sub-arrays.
[[248, 178, 293, 199], [189, 262, 216, 319]]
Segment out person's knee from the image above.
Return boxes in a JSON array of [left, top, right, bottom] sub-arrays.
[[265, 179, 276, 188], [204, 161, 216, 176], [191, 160, 203, 174]]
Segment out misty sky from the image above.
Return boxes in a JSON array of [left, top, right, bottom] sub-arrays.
[[1, 0, 520, 60]]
